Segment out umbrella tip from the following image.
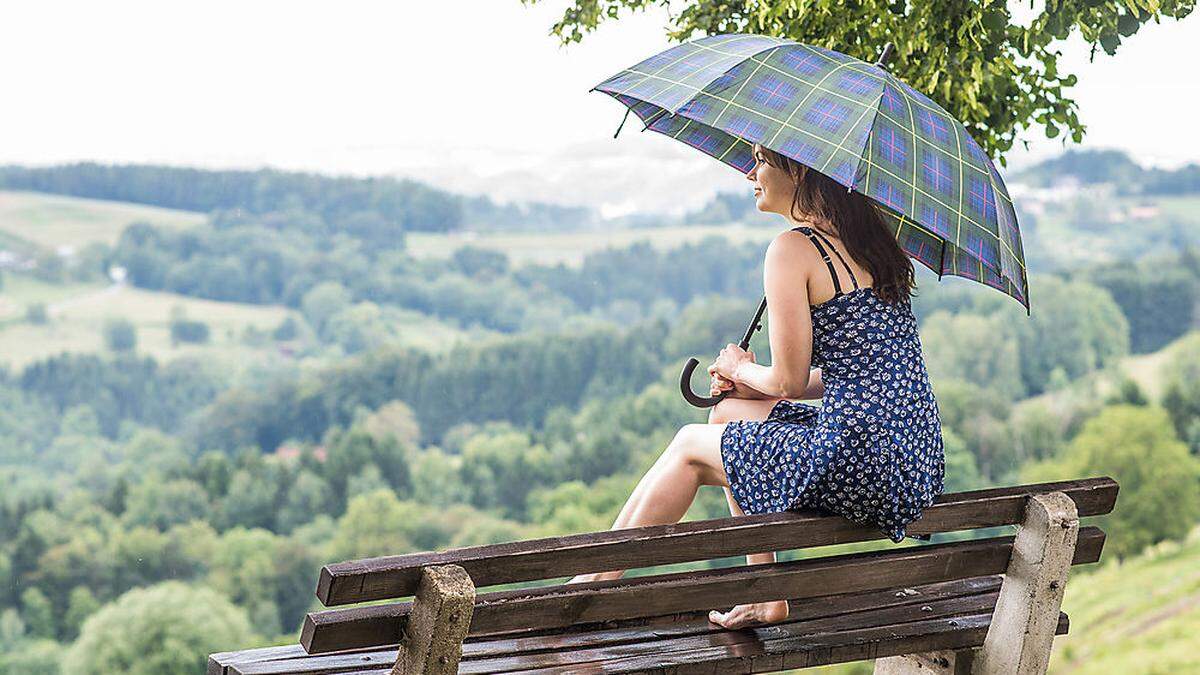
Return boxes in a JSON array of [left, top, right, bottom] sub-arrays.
[[875, 42, 895, 69]]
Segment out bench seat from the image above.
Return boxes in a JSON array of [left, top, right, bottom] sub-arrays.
[[209, 574, 1070, 674], [209, 477, 1118, 675]]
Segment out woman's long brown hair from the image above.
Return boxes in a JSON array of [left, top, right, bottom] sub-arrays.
[[758, 144, 916, 304]]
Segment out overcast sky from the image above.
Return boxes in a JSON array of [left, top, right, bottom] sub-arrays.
[[1, 1, 1197, 217]]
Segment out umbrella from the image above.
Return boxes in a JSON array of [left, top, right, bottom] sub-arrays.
[[589, 33, 1030, 407]]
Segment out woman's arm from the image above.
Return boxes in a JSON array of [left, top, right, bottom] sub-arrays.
[[725, 234, 814, 399], [798, 367, 824, 399]]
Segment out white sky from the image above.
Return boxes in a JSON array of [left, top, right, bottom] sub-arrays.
[[1, 0, 1197, 217]]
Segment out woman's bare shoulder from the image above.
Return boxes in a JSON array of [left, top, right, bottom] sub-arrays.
[[766, 228, 817, 274]]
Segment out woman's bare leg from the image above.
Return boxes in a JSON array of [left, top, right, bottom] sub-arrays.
[[706, 398, 792, 629], [565, 399, 788, 594], [565, 421, 730, 583]]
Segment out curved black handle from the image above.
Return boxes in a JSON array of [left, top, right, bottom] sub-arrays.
[[680, 356, 731, 408], [679, 296, 769, 409]]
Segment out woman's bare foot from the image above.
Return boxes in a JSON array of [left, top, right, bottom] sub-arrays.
[[708, 599, 790, 629]]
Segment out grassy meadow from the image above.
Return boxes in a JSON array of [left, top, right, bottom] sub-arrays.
[[0, 275, 296, 370], [0, 189, 205, 250], [404, 221, 782, 266]]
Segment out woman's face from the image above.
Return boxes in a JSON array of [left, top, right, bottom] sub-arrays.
[[746, 144, 796, 217]]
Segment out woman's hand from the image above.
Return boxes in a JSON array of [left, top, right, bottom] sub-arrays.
[[712, 343, 755, 381], [709, 372, 735, 396]]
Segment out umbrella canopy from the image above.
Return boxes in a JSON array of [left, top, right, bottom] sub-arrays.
[[590, 33, 1030, 314]]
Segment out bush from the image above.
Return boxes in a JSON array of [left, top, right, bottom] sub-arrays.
[[169, 317, 210, 345], [63, 581, 256, 675], [103, 317, 137, 352], [1022, 405, 1200, 559], [25, 303, 48, 324]]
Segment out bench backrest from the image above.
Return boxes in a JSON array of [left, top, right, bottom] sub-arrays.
[[301, 476, 1117, 654]]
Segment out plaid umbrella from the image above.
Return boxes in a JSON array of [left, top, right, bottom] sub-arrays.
[[590, 33, 1030, 314]]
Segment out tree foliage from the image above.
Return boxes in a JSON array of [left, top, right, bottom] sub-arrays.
[[63, 581, 256, 675], [524, 0, 1196, 161], [1022, 404, 1200, 558]]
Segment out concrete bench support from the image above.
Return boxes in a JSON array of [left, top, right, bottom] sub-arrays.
[[392, 564, 475, 675], [874, 648, 977, 674], [974, 490, 1079, 674]]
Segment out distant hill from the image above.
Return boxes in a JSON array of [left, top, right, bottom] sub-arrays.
[[1015, 148, 1200, 196], [0, 162, 599, 234], [0, 189, 204, 251]]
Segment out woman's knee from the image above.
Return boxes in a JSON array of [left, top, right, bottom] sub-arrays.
[[668, 423, 705, 461], [708, 399, 735, 424]]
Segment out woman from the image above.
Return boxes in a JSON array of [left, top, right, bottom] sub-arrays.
[[566, 142, 945, 630]]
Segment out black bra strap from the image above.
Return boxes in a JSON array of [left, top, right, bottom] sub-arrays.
[[792, 226, 844, 295], [809, 227, 860, 290], [793, 226, 859, 292]]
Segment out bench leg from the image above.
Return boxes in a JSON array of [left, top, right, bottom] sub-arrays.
[[393, 564, 475, 675], [874, 648, 977, 674], [972, 491, 1079, 675]]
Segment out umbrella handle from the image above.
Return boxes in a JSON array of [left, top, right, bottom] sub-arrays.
[[679, 357, 731, 408], [680, 297, 768, 408]]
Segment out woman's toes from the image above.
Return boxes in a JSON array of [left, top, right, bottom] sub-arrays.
[[708, 601, 789, 629]]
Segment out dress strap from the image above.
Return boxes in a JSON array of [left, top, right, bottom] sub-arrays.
[[792, 224, 859, 293], [792, 226, 844, 295], [807, 227, 860, 291]]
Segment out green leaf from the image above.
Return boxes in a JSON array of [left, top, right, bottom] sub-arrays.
[[1063, 73, 1078, 86], [1117, 13, 1140, 36], [1045, 123, 1061, 138], [982, 8, 1008, 31], [1099, 32, 1121, 55]]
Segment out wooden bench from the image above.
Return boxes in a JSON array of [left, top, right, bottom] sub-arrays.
[[208, 476, 1118, 674]]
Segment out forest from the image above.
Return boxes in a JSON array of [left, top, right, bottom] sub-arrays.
[[1, 149, 1200, 673]]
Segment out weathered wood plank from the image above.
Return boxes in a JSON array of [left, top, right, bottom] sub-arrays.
[[228, 577, 1005, 673], [209, 645, 308, 675], [508, 614, 1068, 675], [298, 613, 1069, 674], [301, 527, 1104, 654], [317, 477, 1118, 606], [457, 588, 1004, 673]]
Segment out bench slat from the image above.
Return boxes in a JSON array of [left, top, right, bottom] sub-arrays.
[[499, 613, 1070, 674], [458, 586, 1005, 673], [222, 575, 1005, 674], [317, 477, 1117, 606], [301, 526, 1103, 654], [288, 613, 1069, 674]]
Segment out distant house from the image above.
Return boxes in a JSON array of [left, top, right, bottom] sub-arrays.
[[1128, 205, 1160, 220], [274, 443, 327, 463]]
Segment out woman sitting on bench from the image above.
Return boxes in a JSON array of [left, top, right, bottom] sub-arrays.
[[567, 142, 946, 631]]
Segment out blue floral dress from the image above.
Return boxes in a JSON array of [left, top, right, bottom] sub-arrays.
[[719, 225, 945, 544]]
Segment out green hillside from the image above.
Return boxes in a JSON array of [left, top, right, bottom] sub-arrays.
[[404, 221, 781, 267], [0, 276, 483, 370], [0, 189, 204, 250], [1049, 522, 1200, 673]]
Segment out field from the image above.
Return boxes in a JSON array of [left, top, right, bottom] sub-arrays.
[[0, 275, 485, 371], [0, 189, 204, 250], [0, 275, 295, 370], [404, 222, 782, 267]]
